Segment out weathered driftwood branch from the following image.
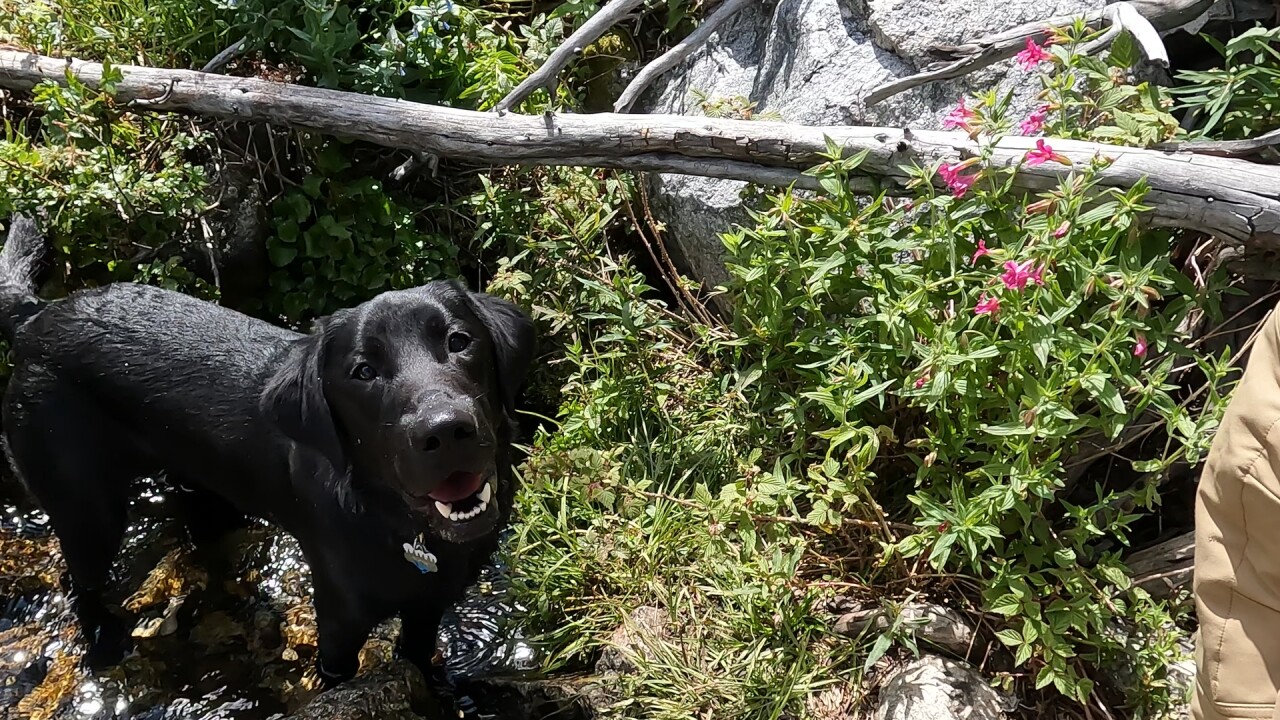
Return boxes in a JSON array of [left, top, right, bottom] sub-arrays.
[[1125, 531, 1193, 599], [4, 49, 1280, 248], [1078, 2, 1170, 65], [201, 35, 248, 75], [864, 0, 1212, 107], [1157, 127, 1280, 162], [494, 0, 647, 114], [613, 0, 756, 113]]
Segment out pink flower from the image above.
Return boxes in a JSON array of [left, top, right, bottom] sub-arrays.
[[915, 373, 930, 389], [974, 293, 1001, 317], [1018, 104, 1049, 135], [942, 97, 976, 130], [1016, 38, 1051, 71], [938, 162, 977, 197], [999, 259, 1047, 291], [1134, 334, 1148, 358], [1025, 139, 1059, 167], [1052, 221, 1071, 238], [971, 239, 991, 264]]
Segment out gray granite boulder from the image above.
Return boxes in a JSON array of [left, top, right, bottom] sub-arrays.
[[643, 0, 1104, 298]]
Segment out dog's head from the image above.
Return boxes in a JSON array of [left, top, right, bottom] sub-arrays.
[[260, 280, 534, 544]]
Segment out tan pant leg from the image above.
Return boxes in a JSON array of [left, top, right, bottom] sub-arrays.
[[1195, 305, 1280, 719]]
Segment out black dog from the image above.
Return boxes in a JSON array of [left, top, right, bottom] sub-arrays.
[[0, 215, 533, 685]]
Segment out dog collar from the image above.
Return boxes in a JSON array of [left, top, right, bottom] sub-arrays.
[[402, 534, 438, 573]]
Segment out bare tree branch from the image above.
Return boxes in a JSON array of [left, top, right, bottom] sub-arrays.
[[4, 48, 1280, 252], [1156, 127, 1280, 161], [1079, 2, 1169, 64], [864, 0, 1211, 107], [201, 36, 248, 75], [494, 0, 647, 115], [614, 0, 756, 113]]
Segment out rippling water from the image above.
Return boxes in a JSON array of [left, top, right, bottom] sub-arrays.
[[0, 477, 576, 720]]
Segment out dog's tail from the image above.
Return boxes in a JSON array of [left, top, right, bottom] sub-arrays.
[[0, 214, 46, 339]]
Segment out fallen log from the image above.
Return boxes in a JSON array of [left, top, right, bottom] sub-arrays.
[[1125, 531, 1193, 599], [3, 49, 1280, 247]]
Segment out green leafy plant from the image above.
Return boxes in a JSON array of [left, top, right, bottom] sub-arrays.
[[262, 141, 459, 323], [496, 23, 1232, 720], [1172, 24, 1280, 139]]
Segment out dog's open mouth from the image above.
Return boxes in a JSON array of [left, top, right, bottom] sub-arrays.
[[426, 471, 493, 523]]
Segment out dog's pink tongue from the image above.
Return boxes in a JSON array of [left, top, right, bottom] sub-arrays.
[[428, 472, 485, 503]]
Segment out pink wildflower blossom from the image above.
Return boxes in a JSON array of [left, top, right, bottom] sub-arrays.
[[1016, 38, 1051, 70], [1052, 221, 1071, 238], [915, 373, 930, 389], [1134, 334, 1148, 358], [974, 293, 1001, 317], [971, 239, 991, 264], [999, 259, 1047, 291], [1025, 139, 1059, 167], [1018, 104, 1049, 135], [942, 97, 976, 130], [938, 162, 977, 197]]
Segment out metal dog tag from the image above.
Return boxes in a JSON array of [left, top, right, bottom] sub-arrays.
[[402, 535, 439, 573]]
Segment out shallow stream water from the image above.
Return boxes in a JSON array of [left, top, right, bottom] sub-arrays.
[[0, 476, 579, 720]]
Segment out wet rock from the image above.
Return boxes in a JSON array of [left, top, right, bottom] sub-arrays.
[[595, 605, 670, 674], [877, 655, 1009, 720], [642, 0, 1102, 303], [834, 603, 976, 658], [283, 661, 440, 720]]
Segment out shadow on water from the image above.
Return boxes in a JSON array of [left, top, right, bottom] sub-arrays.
[[0, 474, 586, 720]]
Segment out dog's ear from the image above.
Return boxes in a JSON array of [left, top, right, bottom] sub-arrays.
[[470, 290, 535, 412], [260, 321, 347, 472]]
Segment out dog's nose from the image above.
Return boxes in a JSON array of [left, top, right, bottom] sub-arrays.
[[413, 407, 478, 453]]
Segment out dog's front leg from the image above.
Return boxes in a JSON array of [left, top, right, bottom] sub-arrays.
[[311, 570, 378, 689], [397, 601, 446, 676]]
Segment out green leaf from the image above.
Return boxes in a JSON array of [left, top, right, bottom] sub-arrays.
[[268, 244, 298, 267], [864, 633, 894, 673], [994, 628, 1022, 647]]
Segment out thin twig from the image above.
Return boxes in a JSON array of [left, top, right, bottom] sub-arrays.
[[865, 0, 1208, 106], [201, 35, 248, 74], [614, 0, 756, 113], [494, 0, 648, 114]]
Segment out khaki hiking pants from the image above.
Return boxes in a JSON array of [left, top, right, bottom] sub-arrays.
[[1195, 304, 1280, 720]]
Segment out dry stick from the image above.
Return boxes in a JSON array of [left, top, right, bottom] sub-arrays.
[[201, 35, 248, 74], [6, 49, 1280, 248], [863, 0, 1211, 107], [1079, 2, 1170, 65], [1157, 127, 1280, 160], [613, 0, 756, 113], [494, 0, 648, 114]]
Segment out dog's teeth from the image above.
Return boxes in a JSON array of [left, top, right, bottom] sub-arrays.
[[476, 498, 489, 513], [449, 511, 461, 521], [434, 501, 452, 518], [479, 483, 492, 504]]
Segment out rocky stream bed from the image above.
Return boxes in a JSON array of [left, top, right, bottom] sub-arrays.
[[0, 473, 585, 720]]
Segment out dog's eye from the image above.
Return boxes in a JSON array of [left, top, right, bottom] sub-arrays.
[[447, 332, 471, 353], [352, 363, 378, 382]]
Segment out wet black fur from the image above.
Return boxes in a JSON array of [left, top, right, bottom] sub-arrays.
[[0, 215, 534, 685]]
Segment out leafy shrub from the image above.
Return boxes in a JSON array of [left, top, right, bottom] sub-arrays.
[[1172, 24, 1280, 139], [0, 65, 212, 293], [261, 141, 460, 322], [498, 22, 1232, 719]]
